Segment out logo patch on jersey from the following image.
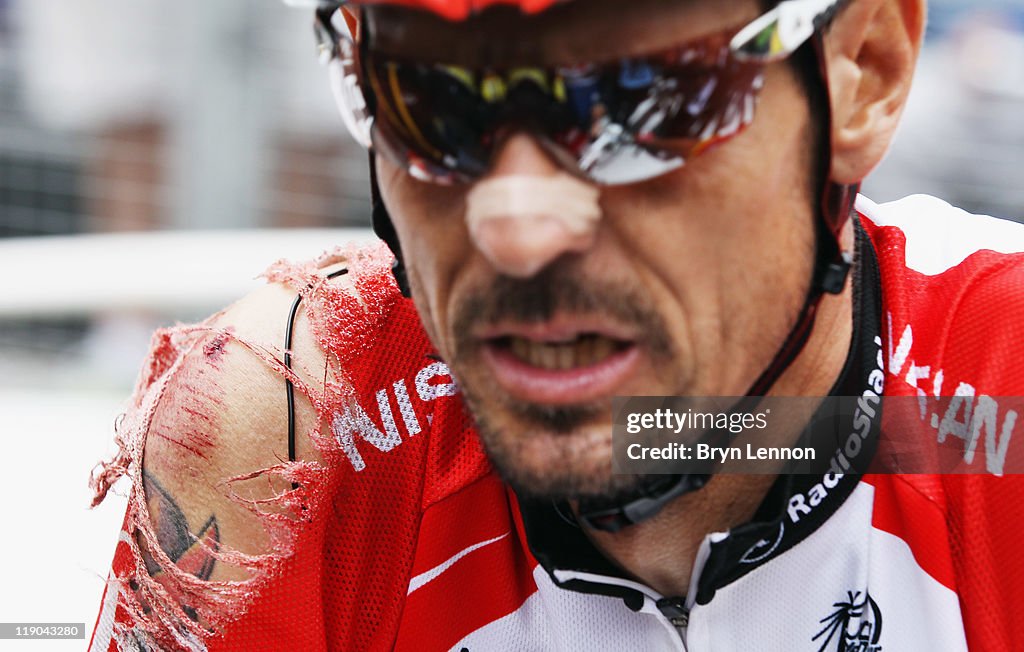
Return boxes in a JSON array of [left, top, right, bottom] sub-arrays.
[[739, 522, 784, 564], [813, 590, 883, 652], [331, 361, 460, 471]]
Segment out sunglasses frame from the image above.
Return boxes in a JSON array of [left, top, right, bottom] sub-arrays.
[[313, 0, 847, 184]]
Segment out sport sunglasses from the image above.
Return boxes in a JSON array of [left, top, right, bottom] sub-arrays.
[[315, 0, 845, 185]]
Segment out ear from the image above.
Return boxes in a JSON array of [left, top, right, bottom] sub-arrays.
[[825, 0, 926, 184]]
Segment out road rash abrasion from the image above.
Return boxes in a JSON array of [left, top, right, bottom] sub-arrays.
[[88, 242, 399, 651]]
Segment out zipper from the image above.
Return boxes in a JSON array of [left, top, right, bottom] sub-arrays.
[[673, 612, 690, 647], [671, 611, 690, 630], [656, 596, 690, 641], [658, 535, 718, 648]]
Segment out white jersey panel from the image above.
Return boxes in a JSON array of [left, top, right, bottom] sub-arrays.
[[685, 483, 967, 652], [856, 194, 1024, 276], [452, 565, 683, 652]]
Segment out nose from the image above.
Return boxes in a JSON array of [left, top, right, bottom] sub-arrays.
[[465, 133, 602, 278]]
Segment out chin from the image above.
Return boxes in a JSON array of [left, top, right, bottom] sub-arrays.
[[465, 397, 645, 500]]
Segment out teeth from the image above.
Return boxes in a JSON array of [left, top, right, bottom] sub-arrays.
[[506, 335, 622, 370], [592, 336, 613, 362], [538, 344, 558, 370], [577, 336, 593, 366], [557, 343, 574, 370], [511, 336, 530, 362]]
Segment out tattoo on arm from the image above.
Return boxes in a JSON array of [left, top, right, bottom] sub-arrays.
[[140, 470, 220, 620]]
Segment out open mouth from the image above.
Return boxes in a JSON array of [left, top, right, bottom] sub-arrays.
[[478, 326, 642, 405], [491, 334, 632, 370]]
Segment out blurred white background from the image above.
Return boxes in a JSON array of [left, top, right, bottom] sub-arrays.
[[865, 0, 1024, 219], [0, 0, 1022, 649]]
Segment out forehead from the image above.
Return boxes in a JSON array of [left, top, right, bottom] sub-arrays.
[[363, 0, 760, 65]]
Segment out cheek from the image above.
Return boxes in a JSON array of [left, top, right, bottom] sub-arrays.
[[376, 159, 471, 352], [602, 144, 791, 306], [627, 67, 814, 276], [597, 72, 816, 390]]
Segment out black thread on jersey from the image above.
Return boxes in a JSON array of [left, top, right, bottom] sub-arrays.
[[285, 268, 349, 474]]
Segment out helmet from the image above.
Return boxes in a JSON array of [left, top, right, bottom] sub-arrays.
[[286, 0, 560, 20], [299, 0, 857, 531]]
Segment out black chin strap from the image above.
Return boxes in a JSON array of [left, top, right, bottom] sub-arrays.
[[576, 188, 856, 532], [577, 475, 710, 533], [369, 152, 412, 297], [746, 183, 857, 396], [576, 20, 858, 533]]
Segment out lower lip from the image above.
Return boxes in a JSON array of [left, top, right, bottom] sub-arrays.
[[481, 342, 641, 405]]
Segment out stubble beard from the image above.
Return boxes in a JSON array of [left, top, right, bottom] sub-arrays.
[[460, 389, 653, 501], [446, 265, 677, 502]]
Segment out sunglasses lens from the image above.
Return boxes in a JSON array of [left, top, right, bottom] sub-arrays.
[[365, 59, 496, 182], [339, 20, 767, 186], [565, 39, 764, 183]]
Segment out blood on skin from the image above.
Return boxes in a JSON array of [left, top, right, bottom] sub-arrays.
[[202, 331, 230, 362], [146, 331, 228, 471]]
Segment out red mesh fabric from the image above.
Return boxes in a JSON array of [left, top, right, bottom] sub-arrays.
[[944, 475, 1024, 650], [931, 241, 1024, 649], [393, 477, 539, 651], [863, 220, 1024, 399], [863, 211, 1024, 651], [856, 473, 1024, 651]]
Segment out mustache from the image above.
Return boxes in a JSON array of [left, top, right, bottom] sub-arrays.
[[451, 265, 673, 351]]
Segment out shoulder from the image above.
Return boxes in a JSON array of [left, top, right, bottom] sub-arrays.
[[122, 243, 409, 570], [127, 238, 484, 563], [91, 243, 492, 647], [133, 248, 390, 568]]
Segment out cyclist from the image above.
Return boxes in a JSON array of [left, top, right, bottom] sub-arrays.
[[90, 0, 1024, 649]]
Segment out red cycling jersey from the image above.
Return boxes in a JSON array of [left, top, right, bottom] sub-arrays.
[[91, 194, 1024, 651]]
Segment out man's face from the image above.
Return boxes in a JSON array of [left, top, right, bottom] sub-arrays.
[[374, 0, 820, 499]]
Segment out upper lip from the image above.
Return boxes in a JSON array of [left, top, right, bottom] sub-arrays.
[[473, 316, 638, 344]]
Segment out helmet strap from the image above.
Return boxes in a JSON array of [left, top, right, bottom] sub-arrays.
[[579, 30, 857, 533], [577, 474, 709, 533], [369, 151, 412, 297]]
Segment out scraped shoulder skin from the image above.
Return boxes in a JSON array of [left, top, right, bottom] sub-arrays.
[[89, 247, 395, 644], [139, 263, 352, 571]]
